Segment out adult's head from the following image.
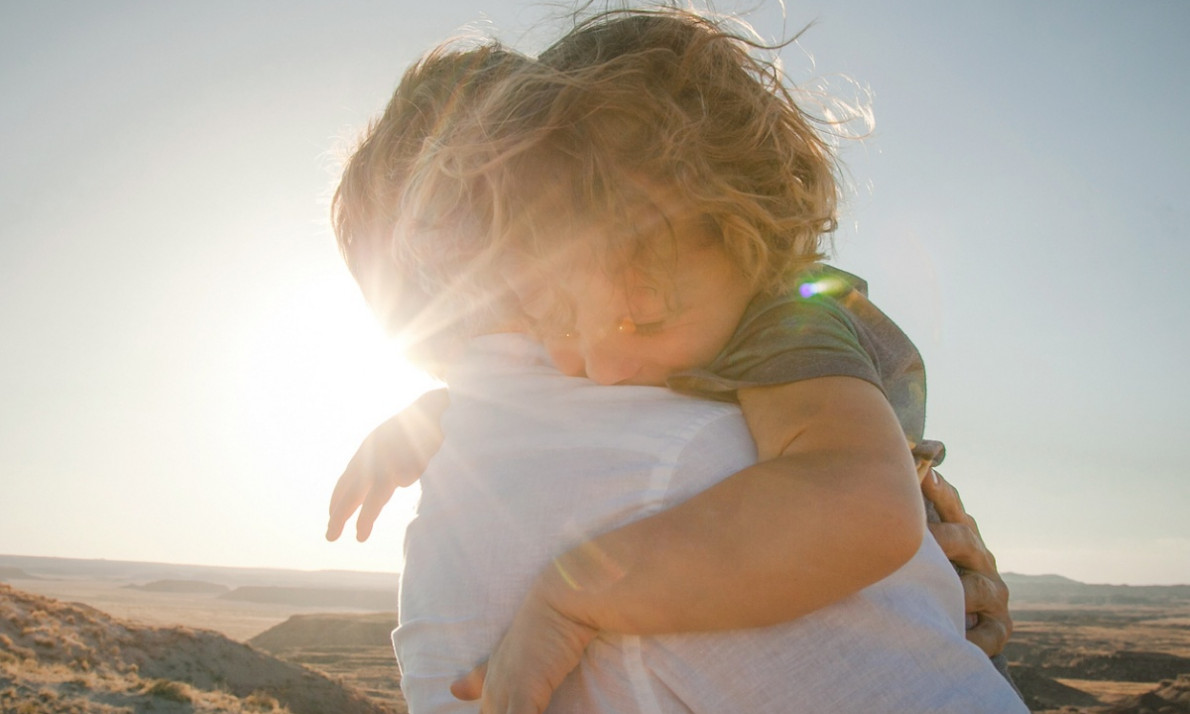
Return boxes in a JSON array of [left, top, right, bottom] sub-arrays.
[[333, 42, 529, 370]]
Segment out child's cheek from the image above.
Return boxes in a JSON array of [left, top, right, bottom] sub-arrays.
[[544, 338, 586, 377]]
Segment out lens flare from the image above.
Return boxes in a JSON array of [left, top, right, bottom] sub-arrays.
[[797, 276, 848, 299]]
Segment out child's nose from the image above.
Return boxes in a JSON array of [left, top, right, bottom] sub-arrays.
[[544, 338, 586, 377], [583, 339, 639, 385]]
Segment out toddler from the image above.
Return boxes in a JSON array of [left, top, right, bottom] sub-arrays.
[[400, 6, 931, 615]]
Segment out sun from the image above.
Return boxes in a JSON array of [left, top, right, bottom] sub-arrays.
[[241, 269, 437, 422], [232, 266, 439, 553], [228, 264, 444, 568]]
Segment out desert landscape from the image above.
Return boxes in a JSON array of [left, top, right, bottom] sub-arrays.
[[0, 555, 405, 713], [2, 554, 1189, 713], [1001, 575, 1190, 713]]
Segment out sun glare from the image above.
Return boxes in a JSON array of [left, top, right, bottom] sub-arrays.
[[234, 270, 439, 538], [220, 267, 442, 570], [242, 272, 436, 422]]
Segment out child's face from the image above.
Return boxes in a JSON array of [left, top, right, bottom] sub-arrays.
[[542, 215, 755, 386]]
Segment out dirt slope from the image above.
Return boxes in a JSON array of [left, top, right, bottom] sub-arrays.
[[0, 584, 396, 714]]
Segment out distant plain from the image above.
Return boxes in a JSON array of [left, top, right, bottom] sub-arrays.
[[0, 554, 398, 641]]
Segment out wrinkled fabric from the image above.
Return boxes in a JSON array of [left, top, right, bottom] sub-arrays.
[[394, 334, 1026, 713], [669, 265, 928, 447]]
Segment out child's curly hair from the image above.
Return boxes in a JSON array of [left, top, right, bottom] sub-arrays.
[[405, 8, 842, 337], [332, 42, 528, 364]]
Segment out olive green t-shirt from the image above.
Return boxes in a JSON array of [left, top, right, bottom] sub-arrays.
[[668, 265, 935, 458]]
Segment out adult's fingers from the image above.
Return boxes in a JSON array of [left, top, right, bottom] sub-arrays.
[[921, 469, 977, 532], [966, 612, 1012, 657], [959, 570, 1012, 656], [928, 521, 995, 574], [922, 470, 1013, 657], [960, 569, 1009, 615]]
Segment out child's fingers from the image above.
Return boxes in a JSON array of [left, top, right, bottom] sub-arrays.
[[325, 502, 360, 542], [507, 691, 544, 714], [355, 478, 398, 542], [325, 518, 345, 542], [326, 468, 367, 541], [450, 661, 487, 701]]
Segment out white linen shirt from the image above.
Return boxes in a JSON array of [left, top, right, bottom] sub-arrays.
[[394, 334, 1025, 713]]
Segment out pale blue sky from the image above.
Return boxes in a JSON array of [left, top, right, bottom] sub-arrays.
[[1, 1, 1187, 584]]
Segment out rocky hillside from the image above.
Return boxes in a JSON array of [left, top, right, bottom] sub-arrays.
[[1004, 573, 1190, 607], [1002, 576, 1190, 713], [248, 614, 403, 710], [249, 613, 397, 653], [0, 584, 397, 714], [1102, 674, 1190, 713]]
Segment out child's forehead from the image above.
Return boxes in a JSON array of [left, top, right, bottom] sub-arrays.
[[549, 207, 685, 289], [509, 166, 725, 293], [555, 206, 723, 294], [571, 182, 700, 256]]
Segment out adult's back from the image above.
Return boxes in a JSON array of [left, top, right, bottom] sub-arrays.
[[394, 334, 1024, 713]]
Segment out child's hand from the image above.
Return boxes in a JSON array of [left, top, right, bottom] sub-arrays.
[[325, 389, 449, 542], [450, 581, 597, 714], [922, 469, 1013, 657]]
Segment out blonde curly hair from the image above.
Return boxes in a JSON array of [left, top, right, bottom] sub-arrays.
[[402, 8, 842, 337]]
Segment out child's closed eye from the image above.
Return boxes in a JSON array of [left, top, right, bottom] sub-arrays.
[[623, 284, 673, 337], [632, 320, 667, 336], [616, 316, 667, 336]]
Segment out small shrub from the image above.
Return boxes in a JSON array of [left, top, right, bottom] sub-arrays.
[[144, 678, 192, 703], [244, 691, 281, 711]]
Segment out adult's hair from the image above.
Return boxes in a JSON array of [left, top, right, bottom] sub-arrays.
[[332, 43, 528, 367]]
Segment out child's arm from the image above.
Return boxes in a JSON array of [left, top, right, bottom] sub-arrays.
[[543, 375, 923, 631], [325, 388, 449, 542], [452, 376, 924, 712]]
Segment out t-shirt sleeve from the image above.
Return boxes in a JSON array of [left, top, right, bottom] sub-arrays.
[[667, 291, 881, 398], [666, 270, 929, 447]]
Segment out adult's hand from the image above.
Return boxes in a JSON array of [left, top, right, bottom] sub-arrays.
[[450, 582, 597, 714], [922, 469, 1013, 656], [325, 389, 449, 542]]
